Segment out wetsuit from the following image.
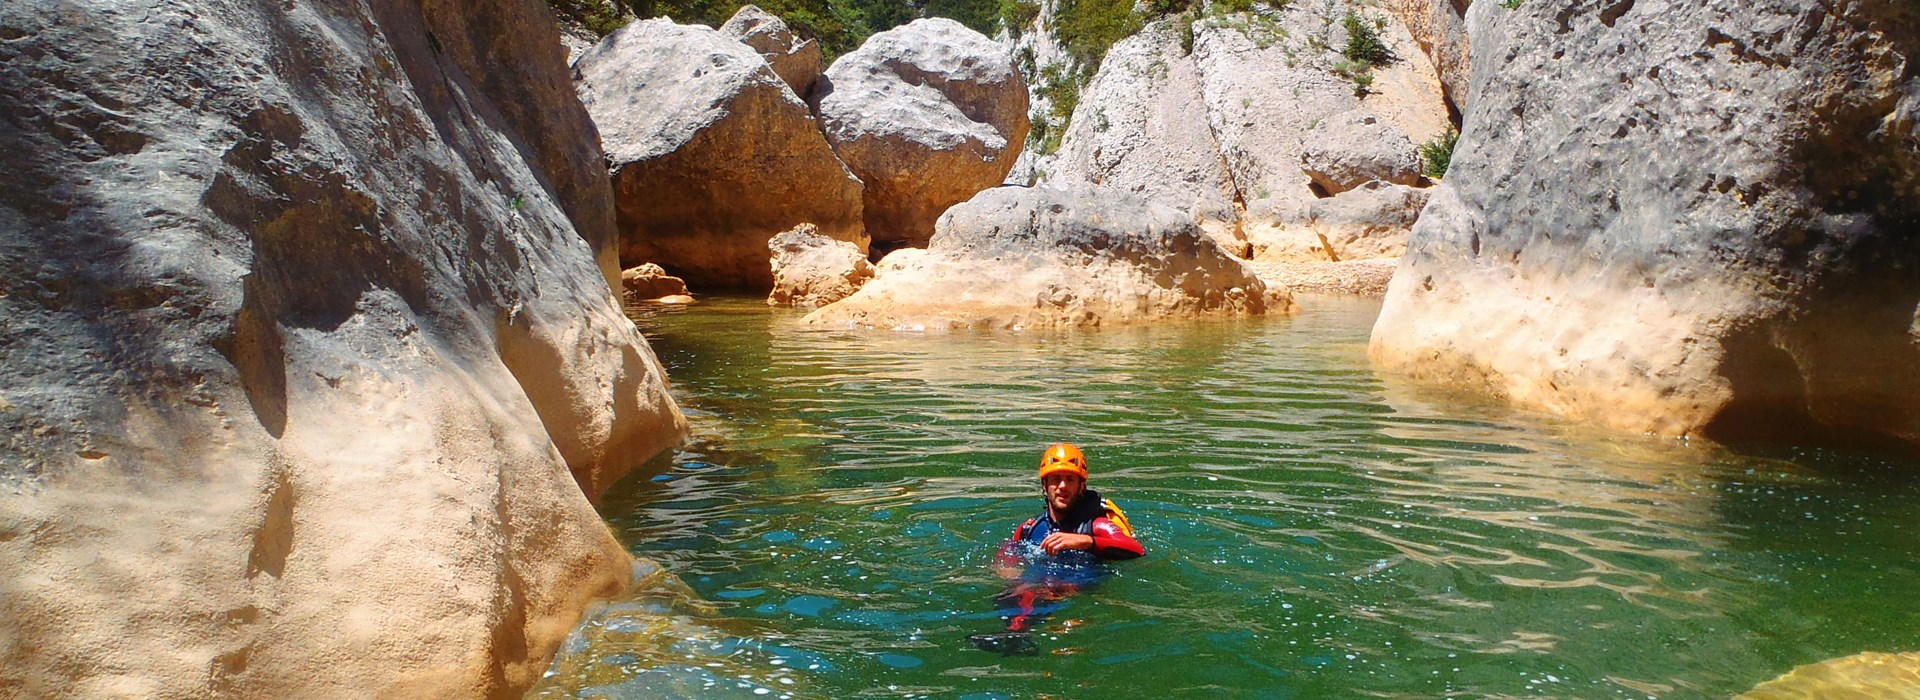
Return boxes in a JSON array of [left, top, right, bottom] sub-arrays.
[[1010, 488, 1145, 560]]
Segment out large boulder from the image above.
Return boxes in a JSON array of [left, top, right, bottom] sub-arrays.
[[1371, 0, 1920, 446], [576, 18, 865, 290], [720, 5, 825, 98], [0, 0, 686, 696], [1047, 20, 1245, 256], [1299, 110, 1424, 194], [806, 186, 1291, 329], [811, 18, 1030, 249], [768, 224, 875, 309]]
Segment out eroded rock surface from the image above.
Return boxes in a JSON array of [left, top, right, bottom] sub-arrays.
[[0, 0, 686, 696], [721, 5, 825, 97], [1252, 181, 1429, 262], [812, 18, 1030, 249], [1383, 0, 1471, 113], [1371, 0, 1920, 445], [1738, 651, 1920, 699], [768, 224, 875, 309], [806, 186, 1290, 329], [1299, 110, 1424, 194], [577, 18, 865, 290]]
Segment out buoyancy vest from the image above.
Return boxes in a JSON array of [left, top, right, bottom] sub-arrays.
[[1018, 489, 1135, 541]]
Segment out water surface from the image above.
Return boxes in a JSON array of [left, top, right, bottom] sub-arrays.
[[531, 296, 1920, 699]]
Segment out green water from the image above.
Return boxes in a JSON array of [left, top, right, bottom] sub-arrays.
[[532, 296, 1920, 699]]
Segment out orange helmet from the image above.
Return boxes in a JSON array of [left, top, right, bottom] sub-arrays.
[[1037, 443, 1088, 481]]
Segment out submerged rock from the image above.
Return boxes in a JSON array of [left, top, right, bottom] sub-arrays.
[[576, 18, 865, 290], [806, 186, 1291, 329], [1738, 651, 1920, 699], [768, 223, 875, 309], [0, 0, 686, 696], [721, 4, 825, 98], [1371, 0, 1920, 445], [811, 18, 1030, 249]]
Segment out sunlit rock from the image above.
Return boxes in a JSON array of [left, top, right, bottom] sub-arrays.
[[806, 186, 1291, 329], [1371, 0, 1920, 445], [576, 18, 865, 290], [721, 4, 825, 98], [811, 18, 1030, 249], [0, 0, 687, 696], [768, 223, 875, 310], [1252, 181, 1429, 262], [622, 263, 692, 300]]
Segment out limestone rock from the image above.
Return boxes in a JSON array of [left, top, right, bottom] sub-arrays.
[[1252, 181, 1428, 262], [812, 18, 1030, 249], [1371, 0, 1920, 446], [1048, 20, 1245, 256], [576, 18, 865, 290], [720, 5, 825, 97], [806, 186, 1291, 329], [1300, 110, 1423, 194], [621, 263, 691, 300], [1382, 0, 1471, 113], [768, 224, 875, 309], [1246, 259, 1400, 297], [0, 0, 687, 696], [1191, 1, 1451, 229]]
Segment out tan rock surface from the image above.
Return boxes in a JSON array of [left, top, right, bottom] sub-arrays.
[[806, 186, 1291, 329], [1371, 0, 1920, 445], [1382, 0, 1471, 113], [1252, 181, 1428, 262], [621, 263, 692, 300], [576, 18, 865, 290], [768, 224, 876, 309], [812, 18, 1030, 249], [721, 4, 826, 98], [1246, 260, 1399, 298], [0, 0, 686, 696]]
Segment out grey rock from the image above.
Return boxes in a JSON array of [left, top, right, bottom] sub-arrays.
[[576, 18, 865, 290], [806, 186, 1290, 329], [0, 0, 687, 696], [721, 5, 826, 97], [1383, 0, 1471, 112], [1300, 110, 1423, 194], [812, 18, 1030, 248], [1372, 0, 1920, 446], [1253, 181, 1429, 261]]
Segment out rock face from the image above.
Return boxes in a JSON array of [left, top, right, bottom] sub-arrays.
[[720, 5, 825, 98], [1383, 0, 1471, 113], [1371, 0, 1920, 446], [768, 224, 875, 309], [1047, 21, 1245, 255], [806, 186, 1291, 329], [0, 0, 687, 697], [1039, 6, 1452, 270], [812, 18, 1030, 249], [576, 19, 865, 290]]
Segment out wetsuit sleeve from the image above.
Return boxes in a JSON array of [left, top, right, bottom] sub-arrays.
[[1089, 517, 1145, 560]]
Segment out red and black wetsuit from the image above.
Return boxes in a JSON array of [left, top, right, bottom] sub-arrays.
[[1010, 488, 1145, 560]]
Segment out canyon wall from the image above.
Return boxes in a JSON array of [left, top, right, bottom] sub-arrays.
[[0, 0, 686, 696]]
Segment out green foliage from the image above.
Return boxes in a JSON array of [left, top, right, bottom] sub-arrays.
[[999, 0, 1042, 35], [1340, 10, 1389, 66], [1052, 0, 1143, 68], [1419, 127, 1459, 179], [1331, 58, 1372, 97], [549, 0, 633, 36], [924, 0, 1003, 35], [1499, 0, 1522, 8], [1178, 13, 1197, 52], [1350, 69, 1373, 97]]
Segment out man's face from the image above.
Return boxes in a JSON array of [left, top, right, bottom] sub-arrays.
[[1043, 473, 1085, 513]]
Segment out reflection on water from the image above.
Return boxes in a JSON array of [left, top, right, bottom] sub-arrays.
[[531, 296, 1920, 699]]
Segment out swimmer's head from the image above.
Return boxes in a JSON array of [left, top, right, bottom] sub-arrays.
[[1037, 443, 1088, 481]]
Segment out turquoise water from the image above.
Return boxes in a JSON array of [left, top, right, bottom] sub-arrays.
[[531, 296, 1920, 699]]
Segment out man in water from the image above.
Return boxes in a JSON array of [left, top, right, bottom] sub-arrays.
[[973, 443, 1144, 654]]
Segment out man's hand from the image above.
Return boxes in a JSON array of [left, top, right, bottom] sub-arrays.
[[1041, 532, 1094, 555]]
